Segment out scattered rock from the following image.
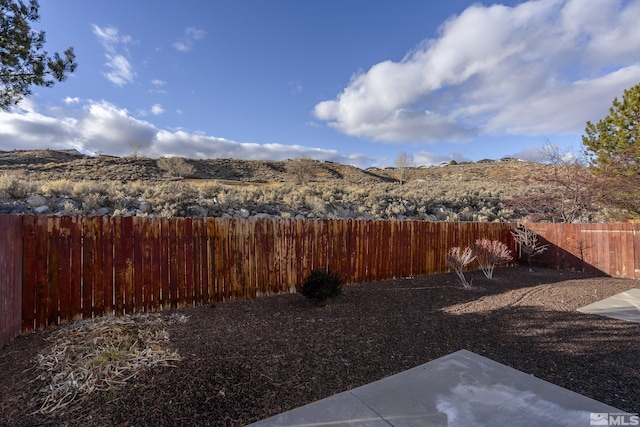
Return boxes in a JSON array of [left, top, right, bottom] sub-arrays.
[[138, 202, 151, 213], [94, 207, 111, 216], [26, 195, 47, 207]]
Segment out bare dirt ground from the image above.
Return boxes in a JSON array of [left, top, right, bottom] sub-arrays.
[[1, 266, 639, 426]]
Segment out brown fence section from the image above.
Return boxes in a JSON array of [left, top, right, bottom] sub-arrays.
[[17, 216, 513, 332], [0, 215, 22, 347], [524, 222, 640, 279], [3, 215, 640, 348]]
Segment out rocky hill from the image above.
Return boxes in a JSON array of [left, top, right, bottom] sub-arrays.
[[0, 149, 600, 222]]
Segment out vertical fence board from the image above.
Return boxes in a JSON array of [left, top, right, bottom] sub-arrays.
[[159, 218, 170, 309], [34, 216, 49, 329], [122, 217, 135, 314], [21, 216, 36, 331], [174, 218, 186, 306], [132, 218, 143, 312], [57, 217, 72, 323], [207, 219, 220, 302], [150, 217, 161, 311], [200, 218, 211, 304], [80, 217, 95, 319], [168, 218, 179, 307], [101, 217, 114, 316], [91, 217, 104, 319], [229, 218, 240, 300], [184, 218, 194, 306], [254, 220, 264, 295], [112, 216, 124, 315], [241, 219, 251, 298], [287, 219, 297, 291], [140, 218, 152, 312], [0, 215, 23, 347], [46, 217, 60, 327], [191, 218, 203, 305], [69, 216, 83, 319], [214, 219, 226, 301]]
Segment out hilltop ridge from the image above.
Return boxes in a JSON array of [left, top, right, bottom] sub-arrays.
[[0, 149, 540, 185]]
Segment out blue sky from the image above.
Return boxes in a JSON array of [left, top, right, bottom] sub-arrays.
[[1, 0, 639, 167]]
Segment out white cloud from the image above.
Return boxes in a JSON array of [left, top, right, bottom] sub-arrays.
[[0, 100, 374, 167], [92, 24, 135, 86], [151, 104, 164, 115], [149, 79, 168, 95], [91, 24, 133, 50], [172, 26, 206, 52], [314, 0, 640, 143], [171, 41, 191, 52], [103, 54, 135, 86], [186, 27, 205, 40], [0, 102, 79, 150], [64, 97, 80, 104]]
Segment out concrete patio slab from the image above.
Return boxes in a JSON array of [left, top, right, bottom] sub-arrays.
[[248, 349, 623, 427], [577, 289, 640, 323]]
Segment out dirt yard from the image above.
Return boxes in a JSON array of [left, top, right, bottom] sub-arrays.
[[1, 266, 639, 426]]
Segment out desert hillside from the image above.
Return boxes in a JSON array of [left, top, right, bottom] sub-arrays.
[[0, 149, 599, 222]]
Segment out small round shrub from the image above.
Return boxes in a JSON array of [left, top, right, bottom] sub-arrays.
[[300, 270, 342, 305]]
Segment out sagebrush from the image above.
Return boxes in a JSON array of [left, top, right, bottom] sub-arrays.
[[300, 270, 342, 305]]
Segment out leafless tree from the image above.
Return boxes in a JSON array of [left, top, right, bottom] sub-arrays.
[[395, 152, 414, 185], [128, 142, 146, 159], [508, 143, 597, 222], [511, 226, 548, 272], [287, 157, 317, 184]]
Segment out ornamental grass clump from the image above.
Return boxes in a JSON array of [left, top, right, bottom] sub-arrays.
[[473, 238, 513, 279], [300, 270, 342, 305], [446, 246, 476, 289]]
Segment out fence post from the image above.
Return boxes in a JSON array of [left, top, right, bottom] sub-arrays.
[[0, 215, 23, 348]]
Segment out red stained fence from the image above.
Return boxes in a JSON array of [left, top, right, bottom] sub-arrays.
[[1, 216, 639, 348], [9, 216, 513, 335], [523, 222, 640, 278], [0, 215, 22, 347]]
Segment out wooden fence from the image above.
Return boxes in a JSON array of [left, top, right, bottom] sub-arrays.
[[1, 215, 639, 348], [523, 222, 640, 278], [0, 215, 23, 347], [10, 216, 513, 334]]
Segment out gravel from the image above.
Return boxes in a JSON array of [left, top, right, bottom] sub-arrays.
[[1, 266, 639, 426]]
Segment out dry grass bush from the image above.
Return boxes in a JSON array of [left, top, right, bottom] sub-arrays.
[[71, 181, 108, 197], [30, 313, 187, 415], [157, 156, 196, 178], [40, 180, 74, 197], [0, 171, 36, 200]]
